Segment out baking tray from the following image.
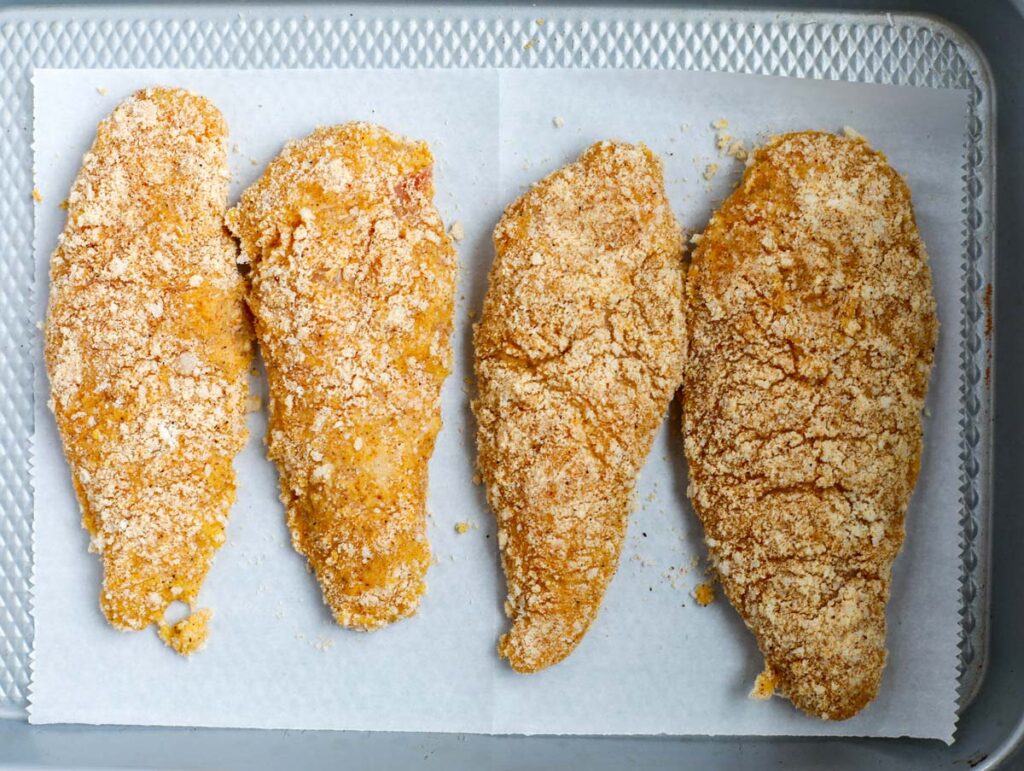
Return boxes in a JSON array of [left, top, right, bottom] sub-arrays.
[[0, 1, 1014, 768]]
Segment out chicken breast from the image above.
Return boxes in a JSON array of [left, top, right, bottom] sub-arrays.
[[227, 123, 457, 630], [44, 87, 251, 654], [683, 130, 938, 719], [474, 141, 686, 672]]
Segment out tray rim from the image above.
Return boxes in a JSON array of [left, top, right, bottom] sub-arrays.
[[0, 1, 1003, 764]]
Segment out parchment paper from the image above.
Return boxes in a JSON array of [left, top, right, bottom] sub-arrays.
[[29, 68, 968, 742]]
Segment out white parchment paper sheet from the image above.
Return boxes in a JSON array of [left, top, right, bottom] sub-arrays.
[[30, 68, 968, 742]]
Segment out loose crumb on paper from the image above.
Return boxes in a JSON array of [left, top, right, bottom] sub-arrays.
[[693, 582, 715, 607], [711, 117, 749, 161], [552, 116, 565, 129], [703, 163, 719, 181], [96, 86, 108, 96], [661, 565, 691, 590], [157, 608, 212, 656], [448, 220, 465, 242], [455, 521, 473, 534], [31, 187, 42, 203], [727, 141, 749, 161], [630, 552, 656, 569], [712, 115, 753, 159]]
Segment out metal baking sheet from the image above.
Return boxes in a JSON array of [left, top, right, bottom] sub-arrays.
[[0, 0, 994, 747]]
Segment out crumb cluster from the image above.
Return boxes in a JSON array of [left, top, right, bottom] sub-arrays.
[[474, 141, 686, 672], [44, 88, 252, 654], [711, 117, 749, 162], [683, 130, 938, 719], [228, 123, 457, 630], [158, 607, 213, 655]]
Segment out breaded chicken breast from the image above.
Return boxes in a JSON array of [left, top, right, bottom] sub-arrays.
[[44, 87, 252, 655], [228, 123, 457, 630], [683, 130, 938, 719], [474, 141, 686, 672]]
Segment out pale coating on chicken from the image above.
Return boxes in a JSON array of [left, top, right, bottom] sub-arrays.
[[683, 131, 937, 719], [474, 141, 686, 672], [44, 87, 252, 654], [227, 123, 456, 630]]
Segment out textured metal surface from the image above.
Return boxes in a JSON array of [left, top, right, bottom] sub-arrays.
[[0, 6, 994, 722]]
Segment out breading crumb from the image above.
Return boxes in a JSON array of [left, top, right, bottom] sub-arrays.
[[728, 141, 749, 161], [158, 607, 212, 656], [449, 220, 465, 242], [96, 86, 108, 96], [552, 116, 565, 129], [703, 163, 719, 180], [693, 582, 715, 606], [455, 521, 473, 534], [31, 188, 42, 203]]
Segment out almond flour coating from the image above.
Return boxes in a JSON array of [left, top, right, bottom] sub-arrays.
[[44, 87, 252, 654], [228, 123, 456, 630], [474, 141, 686, 672], [683, 131, 937, 719]]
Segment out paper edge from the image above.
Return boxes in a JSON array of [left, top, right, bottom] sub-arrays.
[[22, 713, 956, 744], [26, 65, 45, 725]]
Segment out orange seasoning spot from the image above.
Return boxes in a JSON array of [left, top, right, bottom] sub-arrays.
[[693, 582, 715, 607]]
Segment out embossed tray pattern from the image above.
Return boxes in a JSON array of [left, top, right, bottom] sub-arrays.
[[0, 7, 993, 718]]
